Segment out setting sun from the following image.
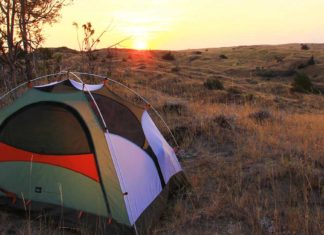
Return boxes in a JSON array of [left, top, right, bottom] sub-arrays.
[[134, 40, 148, 50]]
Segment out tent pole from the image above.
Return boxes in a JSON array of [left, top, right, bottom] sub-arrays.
[[69, 71, 137, 225], [0, 71, 67, 101], [67, 71, 179, 148], [0, 70, 179, 147], [69, 72, 108, 129], [133, 222, 139, 235]]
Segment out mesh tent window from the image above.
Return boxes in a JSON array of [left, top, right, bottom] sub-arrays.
[[87, 94, 145, 147], [0, 102, 92, 155]]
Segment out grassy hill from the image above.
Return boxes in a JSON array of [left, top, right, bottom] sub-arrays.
[[1, 43, 324, 234]]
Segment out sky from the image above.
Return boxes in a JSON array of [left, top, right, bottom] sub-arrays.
[[43, 0, 324, 50]]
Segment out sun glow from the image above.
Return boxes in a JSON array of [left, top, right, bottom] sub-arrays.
[[43, 0, 324, 50], [134, 40, 148, 50]]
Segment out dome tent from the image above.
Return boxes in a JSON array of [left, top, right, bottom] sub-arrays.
[[0, 72, 188, 234]]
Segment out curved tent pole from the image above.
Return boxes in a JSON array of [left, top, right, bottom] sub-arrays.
[[0, 71, 67, 101], [64, 71, 179, 148], [69, 72, 130, 224], [69, 72, 137, 227], [68, 72, 108, 130], [0, 70, 179, 148], [0, 82, 28, 101]]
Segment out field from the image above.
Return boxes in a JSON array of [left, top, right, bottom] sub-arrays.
[[0, 43, 324, 234]]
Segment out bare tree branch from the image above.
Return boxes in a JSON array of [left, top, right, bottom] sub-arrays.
[[0, 0, 71, 83]]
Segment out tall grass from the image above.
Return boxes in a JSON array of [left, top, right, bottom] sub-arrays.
[[153, 102, 324, 234]]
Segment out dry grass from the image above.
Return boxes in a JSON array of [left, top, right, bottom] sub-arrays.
[[152, 104, 324, 234], [1, 44, 324, 234]]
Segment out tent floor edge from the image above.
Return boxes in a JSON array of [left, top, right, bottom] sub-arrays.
[[0, 196, 135, 235], [134, 171, 190, 235]]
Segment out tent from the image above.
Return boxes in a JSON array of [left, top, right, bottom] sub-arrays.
[[0, 73, 188, 234]]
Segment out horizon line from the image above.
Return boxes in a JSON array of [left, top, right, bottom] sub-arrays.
[[41, 42, 324, 52]]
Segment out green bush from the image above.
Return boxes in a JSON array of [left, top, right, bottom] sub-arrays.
[[291, 73, 313, 93], [204, 78, 224, 90]]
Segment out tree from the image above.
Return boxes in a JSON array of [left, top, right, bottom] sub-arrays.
[[0, 0, 19, 88], [73, 21, 130, 74], [0, 0, 69, 85], [73, 22, 101, 73]]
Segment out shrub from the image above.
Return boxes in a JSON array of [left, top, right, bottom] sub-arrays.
[[219, 54, 228, 59], [213, 114, 235, 130], [53, 52, 63, 72], [170, 125, 191, 145], [204, 78, 224, 90], [249, 110, 272, 124], [36, 48, 53, 60], [227, 87, 241, 94], [193, 51, 202, 55], [256, 69, 277, 78], [307, 55, 315, 65], [291, 73, 313, 93], [296, 56, 316, 69], [171, 66, 180, 73], [244, 93, 255, 101], [188, 55, 200, 62], [53, 52, 63, 63], [300, 44, 310, 50], [255, 67, 295, 78], [162, 101, 187, 115], [275, 55, 284, 63], [162, 51, 175, 61]]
